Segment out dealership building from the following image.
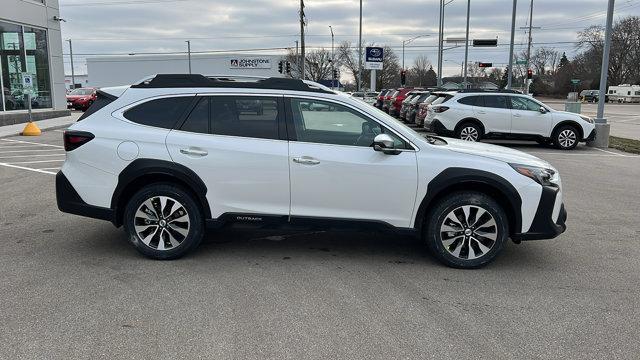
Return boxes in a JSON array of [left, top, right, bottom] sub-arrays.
[[1, 0, 69, 124], [86, 53, 286, 88]]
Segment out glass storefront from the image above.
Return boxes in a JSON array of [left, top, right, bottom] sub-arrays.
[[0, 21, 52, 112]]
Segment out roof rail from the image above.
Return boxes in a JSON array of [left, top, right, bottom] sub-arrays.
[[131, 74, 334, 93], [458, 88, 522, 94]]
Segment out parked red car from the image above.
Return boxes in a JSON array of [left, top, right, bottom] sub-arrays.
[[388, 87, 417, 117], [66, 87, 97, 111]]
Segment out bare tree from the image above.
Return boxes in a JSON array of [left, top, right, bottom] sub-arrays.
[[531, 47, 560, 75], [407, 55, 431, 86], [284, 48, 333, 82]]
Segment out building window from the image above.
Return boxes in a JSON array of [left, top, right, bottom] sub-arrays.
[[1, 21, 52, 112]]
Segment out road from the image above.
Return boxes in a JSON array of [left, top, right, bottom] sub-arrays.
[[1, 130, 639, 359], [541, 99, 640, 140]]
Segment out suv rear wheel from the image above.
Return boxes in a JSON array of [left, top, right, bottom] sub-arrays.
[[456, 122, 482, 142], [124, 183, 205, 260], [424, 191, 508, 268], [553, 125, 579, 150]]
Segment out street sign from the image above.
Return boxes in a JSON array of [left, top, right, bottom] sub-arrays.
[[365, 47, 384, 70], [516, 59, 527, 65], [473, 39, 498, 47], [571, 79, 581, 85]]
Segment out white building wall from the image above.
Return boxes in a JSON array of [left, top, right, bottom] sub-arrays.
[[0, 0, 66, 110], [87, 54, 286, 88]]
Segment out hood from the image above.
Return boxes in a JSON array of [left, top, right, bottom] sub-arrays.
[[551, 109, 581, 119], [439, 137, 553, 169], [66, 95, 87, 100]]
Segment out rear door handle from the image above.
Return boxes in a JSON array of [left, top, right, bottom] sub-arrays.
[[477, 111, 486, 114], [180, 148, 208, 157], [293, 156, 320, 165], [513, 114, 522, 118]]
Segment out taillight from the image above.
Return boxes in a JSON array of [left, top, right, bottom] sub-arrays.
[[64, 130, 95, 151], [433, 106, 450, 113]]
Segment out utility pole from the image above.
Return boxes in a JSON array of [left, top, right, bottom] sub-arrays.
[[437, 0, 444, 86], [295, 40, 299, 79], [67, 39, 75, 90], [524, 0, 535, 94], [589, 0, 615, 148], [462, 0, 470, 88], [357, 0, 363, 92], [507, 0, 517, 89], [329, 25, 335, 90], [185, 40, 191, 74], [300, 0, 306, 80]]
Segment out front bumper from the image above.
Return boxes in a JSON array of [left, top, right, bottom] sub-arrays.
[[512, 185, 567, 241], [56, 171, 115, 223], [584, 128, 597, 142]]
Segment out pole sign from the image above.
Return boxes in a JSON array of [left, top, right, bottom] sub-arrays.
[[229, 58, 272, 69], [22, 73, 34, 90], [365, 47, 384, 70]]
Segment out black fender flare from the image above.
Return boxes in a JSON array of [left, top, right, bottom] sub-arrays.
[[414, 167, 523, 236], [111, 159, 212, 226]]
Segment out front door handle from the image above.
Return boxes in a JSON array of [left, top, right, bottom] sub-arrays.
[[513, 114, 522, 118], [180, 148, 208, 157], [293, 156, 320, 165]]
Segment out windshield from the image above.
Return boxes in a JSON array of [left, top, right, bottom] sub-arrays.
[[368, 103, 421, 139], [69, 89, 94, 95]]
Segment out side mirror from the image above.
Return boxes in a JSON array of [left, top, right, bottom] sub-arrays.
[[373, 134, 400, 155], [539, 106, 547, 114]]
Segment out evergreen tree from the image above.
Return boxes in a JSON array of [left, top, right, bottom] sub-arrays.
[[425, 66, 437, 87], [499, 66, 510, 88]]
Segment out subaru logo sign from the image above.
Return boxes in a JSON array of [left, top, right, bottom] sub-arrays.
[[365, 47, 384, 70], [369, 48, 382, 57]]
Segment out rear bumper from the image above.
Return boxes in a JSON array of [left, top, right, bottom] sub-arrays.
[[512, 185, 567, 241], [56, 171, 115, 223]]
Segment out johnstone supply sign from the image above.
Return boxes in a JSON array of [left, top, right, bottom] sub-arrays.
[[230, 58, 272, 69], [365, 47, 384, 70]]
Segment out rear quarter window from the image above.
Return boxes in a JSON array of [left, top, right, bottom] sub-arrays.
[[124, 96, 194, 129]]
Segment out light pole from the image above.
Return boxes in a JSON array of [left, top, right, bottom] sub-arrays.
[[437, 0, 455, 86], [67, 39, 75, 90], [357, 0, 363, 92], [462, 0, 471, 89], [402, 34, 431, 70], [185, 40, 191, 74], [507, 0, 517, 89], [329, 25, 335, 90]]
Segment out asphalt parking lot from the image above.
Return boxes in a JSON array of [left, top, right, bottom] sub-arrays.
[[1, 129, 639, 359]]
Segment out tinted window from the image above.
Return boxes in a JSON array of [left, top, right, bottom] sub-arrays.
[[481, 95, 509, 109], [78, 92, 114, 121], [211, 97, 279, 140], [458, 96, 482, 106], [510, 96, 541, 111], [125, 96, 194, 129], [431, 95, 453, 105], [180, 97, 209, 134], [290, 99, 406, 148]]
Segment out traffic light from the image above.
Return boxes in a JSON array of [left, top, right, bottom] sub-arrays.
[[527, 69, 533, 79], [478, 62, 493, 68], [278, 61, 283, 74], [400, 70, 407, 85], [333, 69, 339, 79], [285, 61, 291, 74]]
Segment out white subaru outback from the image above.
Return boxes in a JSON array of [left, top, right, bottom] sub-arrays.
[[424, 90, 597, 150], [56, 75, 567, 268]]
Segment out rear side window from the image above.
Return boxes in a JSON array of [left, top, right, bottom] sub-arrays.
[[180, 97, 209, 134], [431, 95, 453, 105], [124, 96, 194, 129], [211, 97, 279, 140], [480, 95, 509, 109], [77, 91, 114, 121], [458, 96, 482, 106]]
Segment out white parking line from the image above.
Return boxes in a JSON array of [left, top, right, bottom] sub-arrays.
[[7, 159, 65, 165], [0, 138, 64, 149], [37, 167, 62, 171], [592, 147, 627, 156], [0, 162, 56, 175], [0, 154, 66, 159], [0, 149, 64, 153]]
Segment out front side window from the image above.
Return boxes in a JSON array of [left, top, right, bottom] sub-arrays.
[[458, 96, 482, 106], [510, 96, 541, 111], [211, 97, 279, 140], [124, 96, 194, 129], [480, 95, 509, 109], [290, 99, 406, 148]]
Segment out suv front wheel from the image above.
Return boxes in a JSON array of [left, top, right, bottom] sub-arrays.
[[124, 183, 205, 260], [425, 191, 508, 268]]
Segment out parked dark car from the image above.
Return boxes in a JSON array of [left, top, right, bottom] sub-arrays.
[[375, 89, 390, 109], [399, 91, 423, 121], [407, 91, 432, 123]]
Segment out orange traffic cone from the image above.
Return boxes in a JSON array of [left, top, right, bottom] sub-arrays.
[[21, 121, 41, 136]]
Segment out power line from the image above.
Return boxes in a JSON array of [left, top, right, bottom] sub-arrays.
[[61, 0, 191, 7]]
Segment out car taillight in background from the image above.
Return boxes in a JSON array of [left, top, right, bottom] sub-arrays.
[[432, 106, 450, 113], [64, 131, 95, 151]]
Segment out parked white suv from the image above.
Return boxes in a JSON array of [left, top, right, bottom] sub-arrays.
[[56, 75, 567, 268], [424, 90, 596, 150]]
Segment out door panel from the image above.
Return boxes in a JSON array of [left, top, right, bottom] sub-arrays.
[[474, 95, 511, 133], [509, 97, 552, 136], [166, 96, 290, 218], [287, 98, 418, 227]]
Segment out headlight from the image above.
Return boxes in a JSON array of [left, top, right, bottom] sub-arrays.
[[510, 164, 558, 186], [579, 115, 594, 124]]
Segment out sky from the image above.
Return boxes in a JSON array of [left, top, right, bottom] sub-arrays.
[[59, 0, 640, 78]]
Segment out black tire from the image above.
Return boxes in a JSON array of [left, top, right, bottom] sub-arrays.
[[553, 125, 579, 150], [455, 122, 483, 142], [123, 183, 205, 260], [424, 191, 509, 269]]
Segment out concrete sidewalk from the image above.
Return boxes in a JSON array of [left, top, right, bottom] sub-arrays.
[[0, 112, 81, 138]]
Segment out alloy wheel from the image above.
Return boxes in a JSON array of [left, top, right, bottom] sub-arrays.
[[439, 205, 498, 260], [558, 129, 577, 148], [134, 196, 190, 251], [460, 127, 479, 141]]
